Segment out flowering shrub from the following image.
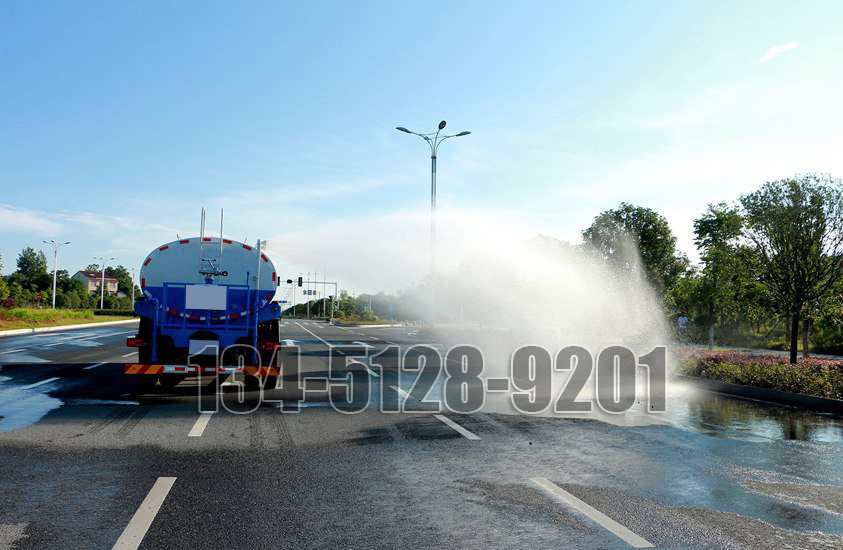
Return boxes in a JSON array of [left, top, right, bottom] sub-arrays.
[[680, 351, 843, 400]]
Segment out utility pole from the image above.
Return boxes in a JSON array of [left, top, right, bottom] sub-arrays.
[[93, 256, 114, 309], [42, 240, 70, 309], [396, 121, 471, 329]]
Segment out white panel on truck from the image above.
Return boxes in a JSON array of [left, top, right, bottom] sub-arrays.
[[185, 284, 228, 310]]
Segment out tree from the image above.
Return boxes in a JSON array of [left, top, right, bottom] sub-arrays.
[[693, 203, 743, 347], [582, 203, 688, 295], [106, 265, 134, 295], [14, 247, 48, 288], [739, 174, 843, 364]]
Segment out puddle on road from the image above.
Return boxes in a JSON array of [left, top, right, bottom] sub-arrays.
[[668, 382, 843, 444], [0, 375, 63, 434]]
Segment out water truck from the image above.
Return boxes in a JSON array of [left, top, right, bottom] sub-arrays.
[[125, 209, 282, 384]]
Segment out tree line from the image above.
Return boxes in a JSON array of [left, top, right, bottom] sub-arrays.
[[0, 247, 139, 310], [319, 174, 843, 364]]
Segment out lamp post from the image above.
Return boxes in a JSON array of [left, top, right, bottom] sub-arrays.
[[130, 267, 138, 305], [42, 240, 70, 309], [93, 256, 114, 309], [396, 121, 471, 328]]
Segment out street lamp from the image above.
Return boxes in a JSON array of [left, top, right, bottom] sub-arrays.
[[42, 240, 70, 309], [395, 120, 471, 328], [130, 267, 138, 306], [93, 256, 114, 309]]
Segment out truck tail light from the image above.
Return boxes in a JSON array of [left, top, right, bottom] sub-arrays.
[[127, 337, 145, 347], [258, 341, 281, 351]]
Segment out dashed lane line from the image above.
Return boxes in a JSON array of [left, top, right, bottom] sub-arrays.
[[349, 360, 380, 378], [112, 477, 176, 550], [188, 412, 214, 437], [530, 477, 654, 548], [84, 362, 108, 370], [434, 414, 481, 440], [121, 352, 137, 357], [0, 348, 27, 355], [23, 377, 60, 389]]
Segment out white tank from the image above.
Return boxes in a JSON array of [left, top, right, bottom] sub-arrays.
[[140, 237, 278, 295]]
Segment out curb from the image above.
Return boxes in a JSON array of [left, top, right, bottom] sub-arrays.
[[0, 318, 139, 338], [677, 375, 843, 415]]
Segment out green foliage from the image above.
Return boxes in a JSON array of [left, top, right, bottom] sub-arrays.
[[740, 174, 843, 363], [683, 354, 843, 399], [582, 202, 688, 294]]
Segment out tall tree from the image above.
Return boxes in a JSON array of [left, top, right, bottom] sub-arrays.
[[582, 203, 688, 294], [15, 247, 48, 288], [740, 174, 843, 364], [693, 203, 743, 347]]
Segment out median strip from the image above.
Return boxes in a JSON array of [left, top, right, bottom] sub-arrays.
[[112, 477, 176, 550], [530, 477, 653, 548]]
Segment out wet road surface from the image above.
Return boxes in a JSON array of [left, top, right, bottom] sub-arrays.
[[1, 320, 843, 548]]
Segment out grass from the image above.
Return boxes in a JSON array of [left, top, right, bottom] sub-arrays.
[[0, 308, 135, 330], [681, 351, 843, 400]]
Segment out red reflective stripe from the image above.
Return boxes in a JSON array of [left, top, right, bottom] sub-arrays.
[[202, 237, 212, 242], [223, 239, 232, 244], [266, 293, 273, 300], [167, 307, 178, 315], [179, 239, 190, 244], [261, 254, 268, 262], [242, 244, 252, 251], [229, 313, 238, 319], [271, 272, 276, 281], [159, 245, 169, 251], [143, 258, 151, 266], [141, 277, 146, 288]]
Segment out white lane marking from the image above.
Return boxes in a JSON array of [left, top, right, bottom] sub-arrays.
[[121, 352, 137, 357], [23, 377, 60, 389], [295, 322, 332, 346], [434, 414, 481, 440], [112, 477, 177, 550], [0, 348, 27, 355], [390, 385, 409, 398], [530, 477, 654, 548], [349, 360, 379, 378], [188, 412, 214, 437], [352, 341, 373, 348], [282, 339, 298, 346], [45, 342, 62, 347], [220, 374, 235, 387], [84, 362, 108, 370]]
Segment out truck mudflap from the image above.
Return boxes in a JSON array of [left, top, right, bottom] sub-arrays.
[[125, 364, 280, 376]]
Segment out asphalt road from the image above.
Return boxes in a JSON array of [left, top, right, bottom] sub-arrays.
[[1, 320, 843, 549]]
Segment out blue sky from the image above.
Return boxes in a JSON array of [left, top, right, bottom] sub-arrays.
[[2, 1, 842, 292]]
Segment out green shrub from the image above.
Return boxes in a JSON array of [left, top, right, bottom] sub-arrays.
[[682, 352, 843, 399]]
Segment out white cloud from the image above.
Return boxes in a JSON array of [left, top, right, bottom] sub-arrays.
[[0, 204, 64, 236], [756, 42, 798, 63]]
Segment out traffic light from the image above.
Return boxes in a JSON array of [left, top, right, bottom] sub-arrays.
[[297, 276, 303, 287]]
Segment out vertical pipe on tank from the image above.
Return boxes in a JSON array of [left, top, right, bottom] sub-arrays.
[[219, 209, 224, 258]]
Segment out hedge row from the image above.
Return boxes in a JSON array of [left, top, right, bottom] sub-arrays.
[[682, 352, 843, 400]]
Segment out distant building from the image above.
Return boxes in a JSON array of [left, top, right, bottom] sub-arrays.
[[72, 271, 119, 295]]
